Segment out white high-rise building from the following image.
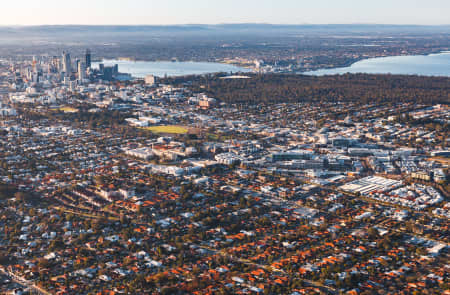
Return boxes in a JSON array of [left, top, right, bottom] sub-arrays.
[[78, 61, 86, 81], [62, 52, 71, 76]]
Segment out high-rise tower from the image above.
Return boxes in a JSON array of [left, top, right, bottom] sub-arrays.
[[62, 51, 72, 75], [78, 61, 86, 80], [85, 49, 91, 69]]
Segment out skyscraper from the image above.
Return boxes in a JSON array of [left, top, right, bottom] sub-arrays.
[[62, 51, 71, 76], [78, 61, 86, 81], [75, 59, 80, 72], [85, 49, 91, 69]]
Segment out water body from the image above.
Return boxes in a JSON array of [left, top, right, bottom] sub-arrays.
[[92, 60, 251, 78], [303, 52, 450, 77]]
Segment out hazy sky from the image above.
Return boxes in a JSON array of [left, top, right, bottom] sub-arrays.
[[1, 0, 449, 25]]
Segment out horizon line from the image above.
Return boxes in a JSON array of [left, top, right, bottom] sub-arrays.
[[1, 23, 450, 27]]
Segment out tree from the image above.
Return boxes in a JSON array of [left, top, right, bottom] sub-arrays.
[[368, 227, 379, 239], [14, 191, 27, 201]]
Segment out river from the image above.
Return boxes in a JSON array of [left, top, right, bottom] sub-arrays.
[[303, 52, 450, 77], [92, 60, 252, 78]]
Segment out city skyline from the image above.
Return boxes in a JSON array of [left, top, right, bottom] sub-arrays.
[[1, 0, 449, 26]]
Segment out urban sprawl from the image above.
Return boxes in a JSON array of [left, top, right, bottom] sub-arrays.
[[0, 51, 448, 295]]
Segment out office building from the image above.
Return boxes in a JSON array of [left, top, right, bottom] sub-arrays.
[[85, 49, 91, 68], [78, 61, 86, 81], [145, 75, 156, 85], [62, 51, 71, 76], [103, 67, 113, 81]]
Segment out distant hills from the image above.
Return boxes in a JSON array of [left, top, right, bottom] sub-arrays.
[[1, 23, 449, 38], [0, 24, 447, 60]]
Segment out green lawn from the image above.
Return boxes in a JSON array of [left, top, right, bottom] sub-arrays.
[[143, 125, 188, 134], [58, 107, 79, 113]]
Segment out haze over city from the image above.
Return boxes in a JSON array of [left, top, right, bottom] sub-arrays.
[[1, 0, 450, 25]]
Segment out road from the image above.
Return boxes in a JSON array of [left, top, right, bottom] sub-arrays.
[[0, 265, 52, 295]]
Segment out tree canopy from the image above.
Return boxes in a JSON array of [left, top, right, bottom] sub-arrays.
[[170, 73, 450, 105]]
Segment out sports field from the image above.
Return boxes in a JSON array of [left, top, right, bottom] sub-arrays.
[[59, 107, 79, 113], [143, 125, 188, 134]]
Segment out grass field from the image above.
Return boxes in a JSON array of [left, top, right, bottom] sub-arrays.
[[59, 107, 79, 113], [143, 125, 188, 134]]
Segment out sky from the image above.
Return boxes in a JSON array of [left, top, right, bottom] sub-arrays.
[[1, 0, 449, 26]]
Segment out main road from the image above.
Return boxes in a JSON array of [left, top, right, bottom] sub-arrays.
[[0, 265, 52, 295]]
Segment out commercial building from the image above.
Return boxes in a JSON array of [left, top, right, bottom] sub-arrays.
[[78, 61, 86, 81], [145, 75, 156, 86], [62, 51, 71, 76], [85, 49, 91, 68]]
